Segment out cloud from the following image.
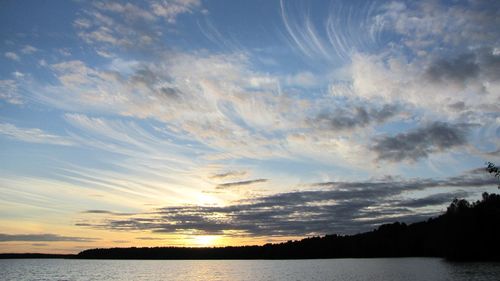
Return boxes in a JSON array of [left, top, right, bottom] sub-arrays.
[[82, 210, 114, 214], [31, 243, 49, 247], [78, 171, 496, 237], [0, 122, 75, 146], [31, 51, 390, 171], [426, 53, 480, 83], [210, 171, 248, 179], [285, 71, 320, 87], [37, 53, 307, 160], [4, 52, 19, 61], [347, 0, 499, 120], [62, 113, 206, 167], [448, 101, 466, 112], [372, 122, 470, 162], [73, 18, 91, 29], [21, 45, 37, 55], [151, 0, 201, 23], [136, 237, 165, 240], [75, 8, 154, 48], [311, 104, 399, 131], [216, 179, 268, 189], [0, 233, 98, 242], [75, 0, 203, 49], [112, 240, 129, 243], [94, 2, 155, 22], [0, 79, 22, 105], [82, 210, 135, 216], [377, 0, 500, 52], [394, 191, 470, 208], [425, 49, 500, 85], [280, 0, 330, 60], [50, 60, 99, 88], [279, 0, 378, 61]]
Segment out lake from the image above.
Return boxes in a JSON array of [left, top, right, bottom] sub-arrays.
[[1, 258, 499, 280]]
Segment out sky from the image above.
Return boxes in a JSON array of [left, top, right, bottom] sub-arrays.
[[0, 0, 499, 254]]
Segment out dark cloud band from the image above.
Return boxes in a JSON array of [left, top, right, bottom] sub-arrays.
[[216, 179, 268, 189], [77, 170, 496, 237], [372, 122, 471, 162]]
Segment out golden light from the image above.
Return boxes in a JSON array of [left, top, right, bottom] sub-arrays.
[[194, 235, 218, 246]]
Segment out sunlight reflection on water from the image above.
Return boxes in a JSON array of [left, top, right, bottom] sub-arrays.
[[2, 258, 500, 281]]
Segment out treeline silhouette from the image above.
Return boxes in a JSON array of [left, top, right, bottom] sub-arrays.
[[77, 193, 500, 261]]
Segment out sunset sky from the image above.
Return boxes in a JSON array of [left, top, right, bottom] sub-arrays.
[[0, 0, 499, 254]]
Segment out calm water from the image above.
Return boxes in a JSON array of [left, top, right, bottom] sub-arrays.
[[1, 258, 499, 281]]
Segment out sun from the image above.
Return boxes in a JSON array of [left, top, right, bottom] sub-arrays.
[[194, 235, 218, 246]]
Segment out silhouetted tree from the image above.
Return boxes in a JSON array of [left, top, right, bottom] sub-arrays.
[[446, 198, 470, 214], [486, 162, 500, 188]]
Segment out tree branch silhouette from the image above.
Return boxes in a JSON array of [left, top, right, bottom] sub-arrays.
[[486, 162, 500, 188]]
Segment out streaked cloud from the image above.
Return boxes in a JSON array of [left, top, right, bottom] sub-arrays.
[[0, 233, 98, 242], [210, 171, 248, 180], [310, 104, 399, 131], [216, 179, 268, 190], [394, 191, 469, 208], [136, 237, 165, 240], [81, 210, 115, 214], [0, 122, 75, 146], [82, 210, 135, 216]]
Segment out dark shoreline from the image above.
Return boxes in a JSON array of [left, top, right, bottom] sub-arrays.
[[0, 253, 75, 259], [0, 254, 460, 260]]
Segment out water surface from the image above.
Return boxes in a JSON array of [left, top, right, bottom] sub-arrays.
[[1, 258, 499, 281]]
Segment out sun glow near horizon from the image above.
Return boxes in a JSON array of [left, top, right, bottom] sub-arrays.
[[193, 235, 220, 247]]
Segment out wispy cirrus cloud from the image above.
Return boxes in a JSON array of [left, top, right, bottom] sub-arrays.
[[280, 0, 380, 62], [0, 122, 75, 146], [35, 53, 306, 160]]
